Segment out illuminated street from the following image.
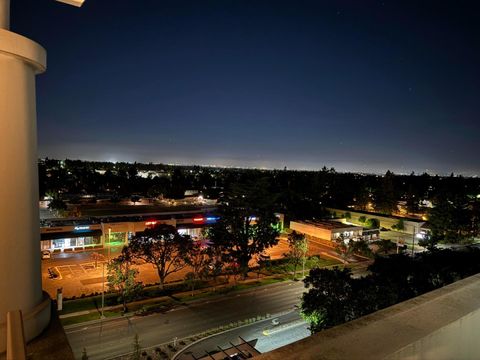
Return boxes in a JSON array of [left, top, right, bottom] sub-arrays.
[[65, 280, 306, 359], [175, 310, 309, 359]]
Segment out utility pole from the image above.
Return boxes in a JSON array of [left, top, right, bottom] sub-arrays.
[[101, 262, 105, 319], [412, 230, 415, 256], [101, 227, 112, 318]]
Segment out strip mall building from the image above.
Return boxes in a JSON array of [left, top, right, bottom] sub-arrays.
[[40, 209, 219, 253], [40, 209, 285, 253]]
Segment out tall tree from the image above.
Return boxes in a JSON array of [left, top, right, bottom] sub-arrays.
[[375, 170, 398, 215], [301, 267, 355, 333], [107, 248, 142, 313], [427, 194, 471, 244], [48, 198, 67, 217], [184, 240, 212, 294], [285, 231, 308, 279], [203, 235, 226, 288], [208, 178, 280, 278], [374, 239, 397, 255], [418, 232, 438, 252], [333, 235, 355, 263], [405, 183, 419, 215], [350, 239, 372, 257], [169, 168, 187, 199], [128, 224, 191, 289]]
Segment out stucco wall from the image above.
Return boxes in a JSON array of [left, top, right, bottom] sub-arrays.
[[327, 208, 424, 234], [290, 221, 333, 240]]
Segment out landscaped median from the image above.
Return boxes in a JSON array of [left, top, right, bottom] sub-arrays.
[[59, 276, 287, 326]]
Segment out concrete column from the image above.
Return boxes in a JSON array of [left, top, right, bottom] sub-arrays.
[[0, 0, 10, 30], [6, 310, 26, 360], [0, 29, 50, 352]]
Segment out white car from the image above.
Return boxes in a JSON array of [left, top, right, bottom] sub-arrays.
[[41, 250, 51, 260]]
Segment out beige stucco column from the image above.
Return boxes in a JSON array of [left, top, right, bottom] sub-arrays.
[[0, 28, 51, 352], [0, 0, 10, 30]]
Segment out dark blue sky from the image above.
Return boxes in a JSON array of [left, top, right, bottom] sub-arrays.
[[12, 0, 480, 174]]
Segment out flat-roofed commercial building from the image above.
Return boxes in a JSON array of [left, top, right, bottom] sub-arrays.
[[326, 207, 425, 235], [40, 209, 219, 253], [290, 220, 364, 242], [40, 208, 284, 253]]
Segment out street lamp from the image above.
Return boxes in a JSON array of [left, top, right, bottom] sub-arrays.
[[101, 227, 112, 319], [101, 260, 106, 318], [412, 231, 415, 256]]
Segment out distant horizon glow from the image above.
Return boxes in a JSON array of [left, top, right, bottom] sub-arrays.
[[13, 0, 480, 177], [38, 151, 479, 177]]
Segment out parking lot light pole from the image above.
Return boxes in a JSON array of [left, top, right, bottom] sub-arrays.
[[108, 227, 112, 261], [302, 257, 305, 278], [412, 231, 417, 256], [101, 228, 112, 319], [101, 263, 105, 319]]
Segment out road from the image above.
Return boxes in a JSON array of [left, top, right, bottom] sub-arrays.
[[176, 310, 309, 359], [66, 281, 306, 359]]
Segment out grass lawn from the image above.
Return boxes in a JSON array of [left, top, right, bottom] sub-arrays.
[[59, 294, 115, 315], [61, 310, 118, 327], [265, 256, 341, 276]]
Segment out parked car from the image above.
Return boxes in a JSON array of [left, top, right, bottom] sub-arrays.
[[41, 250, 51, 260]]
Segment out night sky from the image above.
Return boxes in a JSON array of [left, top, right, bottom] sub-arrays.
[[12, 0, 480, 175]]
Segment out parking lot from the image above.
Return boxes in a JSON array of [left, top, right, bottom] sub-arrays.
[[41, 236, 361, 299], [42, 247, 162, 298]]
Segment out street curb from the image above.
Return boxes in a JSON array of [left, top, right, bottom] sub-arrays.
[[170, 309, 294, 360], [63, 312, 136, 330], [262, 319, 306, 336]]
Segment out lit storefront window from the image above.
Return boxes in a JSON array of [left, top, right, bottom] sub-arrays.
[[50, 236, 100, 250], [53, 239, 65, 248], [107, 232, 126, 245], [177, 228, 202, 237]]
